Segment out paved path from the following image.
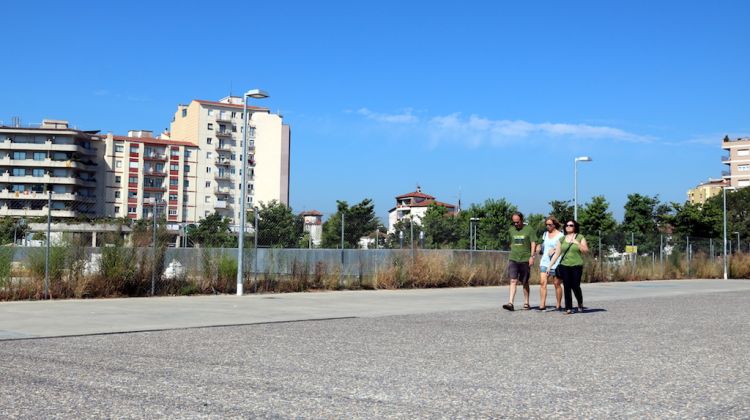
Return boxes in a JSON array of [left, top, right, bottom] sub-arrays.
[[1, 279, 748, 340], [0, 280, 748, 418]]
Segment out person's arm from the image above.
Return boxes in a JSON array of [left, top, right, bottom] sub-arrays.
[[549, 241, 562, 266], [529, 241, 536, 266], [577, 236, 589, 254]]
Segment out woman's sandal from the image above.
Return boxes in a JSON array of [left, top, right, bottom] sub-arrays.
[[564, 309, 573, 315], [502, 303, 514, 311], [523, 303, 530, 310], [538, 306, 546, 311]]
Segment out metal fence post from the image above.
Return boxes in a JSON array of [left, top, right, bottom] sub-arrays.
[[686, 236, 690, 277], [44, 190, 51, 299]]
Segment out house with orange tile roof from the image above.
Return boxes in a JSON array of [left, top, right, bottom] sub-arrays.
[[387, 186, 456, 233]]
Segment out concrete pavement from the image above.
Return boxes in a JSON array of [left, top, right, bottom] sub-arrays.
[[1, 279, 748, 340]]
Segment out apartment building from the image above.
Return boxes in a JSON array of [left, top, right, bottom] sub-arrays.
[[0, 120, 103, 219], [722, 136, 750, 189], [387, 186, 456, 233], [102, 131, 199, 225], [170, 96, 291, 223], [687, 178, 725, 205]]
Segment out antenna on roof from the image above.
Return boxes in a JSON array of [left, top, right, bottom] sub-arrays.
[[457, 186, 462, 213], [229, 81, 233, 97]]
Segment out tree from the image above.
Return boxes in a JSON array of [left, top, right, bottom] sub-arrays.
[[548, 200, 574, 223], [186, 213, 235, 248], [622, 193, 667, 253], [579, 196, 617, 236], [468, 198, 518, 250], [420, 204, 463, 248], [321, 199, 379, 248], [256, 200, 303, 248], [669, 201, 721, 239], [386, 217, 423, 249]]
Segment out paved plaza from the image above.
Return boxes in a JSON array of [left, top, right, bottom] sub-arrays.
[[1, 280, 748, 418]]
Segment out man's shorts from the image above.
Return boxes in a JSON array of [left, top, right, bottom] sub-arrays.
[[508, 260, 530, 284], [540, 266, 556, 277]]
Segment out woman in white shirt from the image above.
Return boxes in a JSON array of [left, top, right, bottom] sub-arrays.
[[538, 216, 563, 311]]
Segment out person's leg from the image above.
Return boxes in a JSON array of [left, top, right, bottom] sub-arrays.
[[504, 261, 519, 310], [520, 264, 530, 308], [572, 266, 584, 310], [552, 273, 563, 309], [559, 266, 573, 312], [539, 270, 548, 309]]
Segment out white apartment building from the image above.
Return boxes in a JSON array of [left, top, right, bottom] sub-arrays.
[[102, 131, 199, 226], [722, 136, 750, 189], [0, 120, 104, 219], [170, 96, 290, 223], [387, 186, 456, 233]]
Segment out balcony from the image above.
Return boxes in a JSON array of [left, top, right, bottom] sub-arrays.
[[215, 130, 233, 138], [0, 139, 97, 155], [215, 158, 233, 166], [0, 190, 98, 203], [0, 206, 77, 218], [722, 156, 731, 163], [216, 144, 233, 152], [215, 114, 232, 123], [0, 173, 96, 187], [143, 185, 166, 192], [214, 187, 232, 196], [214, 200, 228, 209], [214, 173, 234, 181], [143, 153, 167, 161], [144, 170, 167, 177], [722, 170, 731, 177]]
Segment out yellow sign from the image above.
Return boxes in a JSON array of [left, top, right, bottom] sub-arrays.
[[625, 245, 638, 253]]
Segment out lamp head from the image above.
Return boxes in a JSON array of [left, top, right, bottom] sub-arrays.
[[575, 156, 593, 162], [245, 89, 269, 99]]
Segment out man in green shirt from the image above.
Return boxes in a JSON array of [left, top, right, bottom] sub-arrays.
[[502, 212, 537, 311]]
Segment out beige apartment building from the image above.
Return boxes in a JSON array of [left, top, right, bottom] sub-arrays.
[[687, 178, 725, 205], [170, 96, 290, 224], [722, 136, 750, 189], [0, 120, 104, 219], [102, 131, 199, 226]]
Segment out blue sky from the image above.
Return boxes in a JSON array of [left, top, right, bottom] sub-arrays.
[[2, 1, 748, 222]]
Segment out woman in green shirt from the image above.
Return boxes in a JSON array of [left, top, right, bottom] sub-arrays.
[[549, 219, 589, 315]]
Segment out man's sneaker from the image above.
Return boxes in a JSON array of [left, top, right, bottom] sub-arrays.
[[502, 303, 514, 311]]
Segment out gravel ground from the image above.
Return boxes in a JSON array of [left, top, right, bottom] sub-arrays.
[[1, 291, 748, 419]]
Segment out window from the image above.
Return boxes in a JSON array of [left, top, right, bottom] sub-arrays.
[[170, 178, 179, 186], [738, 149, 749, 157], [128, 192, 138, 200], [156, 163, 164, 172], [128, 206, 137, 213], [170, 163, 179, 171], [739, 179, 750, 187], [207, 109, 213, 116], [184, 179, 190, 188], [206, 137, 212, 144], [205, 181, 211, 187], [115, 191, 121, 199], [130, 145, 139, 153], [231, 112, 236, 118], [181, 109, 187, 118], [12, 151, 26, 160], [206, 152, 212, 159], [170, 148, 179, 157], [169, 194, 178, 201], [184, 164, 190, 173], [231, 125, 237, 133], [206, 167, 212, 173], [114, 206, 120, 214], [207, 123, 213, 130], [12, 168, 25, 176], [205, 196, 211, 203], [129, 161, 138, 169], [115, 160, 122, 168], [32, 169, 44, 177], [115, 175, 122, 184], [248, 127, 256, 137], [128, 176, 138, 184], [33, 152, 45, 161], [219, 124, 226, 132], [169, 209, 178, 216], [115, 143, 124, 153], [739, 165, 750, 172], [184, 149, 192, 158]]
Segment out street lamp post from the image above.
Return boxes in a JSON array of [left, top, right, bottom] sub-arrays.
[[722, 185, 736, 279], [574, 156, 593, 221], [734, 232, 741, 254], [237, 89, 269, 296]]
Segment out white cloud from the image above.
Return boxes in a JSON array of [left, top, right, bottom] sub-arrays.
[[427, 113, 652, 146], [356, 108, 418, 123]]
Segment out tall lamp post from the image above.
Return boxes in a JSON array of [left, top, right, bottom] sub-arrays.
[[722, 185, 736, 279], [237, 89, 269, 296], [574, 156, 593, 221]]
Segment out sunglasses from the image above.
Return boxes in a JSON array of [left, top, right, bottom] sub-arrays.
[[566, 224, 575, 227], [545, 223, 554, 226]]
